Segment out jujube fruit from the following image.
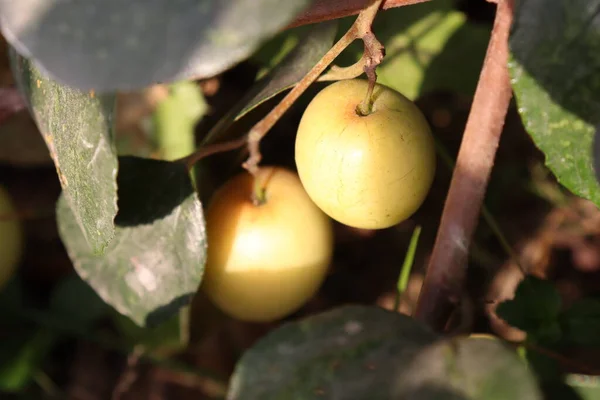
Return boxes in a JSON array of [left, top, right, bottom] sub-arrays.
[[295, 79, 436, 229], [201, 166, 333, 322]]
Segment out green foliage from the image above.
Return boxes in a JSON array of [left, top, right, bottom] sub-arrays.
[[0, 0, 313, 91], [56, 157, 207, 327], [396, 335, 542, 400], [496, 275, 562, 342], [559, 298, 600, 347], [228, 305, 439, 399], [0, 329, 56, 392], [9, 50, 118, 255], [229, 306, 542, 399], [153, 81, 207, 161], [49, 274, 110, 330], [335, 0, 489, 100], [201, 20, 338, 146], [509, 0, 600, 206]]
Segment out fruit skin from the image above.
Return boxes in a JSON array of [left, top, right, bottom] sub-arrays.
[[295, 79, 436, 229], [201, 166, 333, 323], [0, 185, 22, 289]]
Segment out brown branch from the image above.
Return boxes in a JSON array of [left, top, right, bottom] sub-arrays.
[[180, 136, 248, 171], [288, 0, 431, 29], [413, 0, 515, 331], [242, 0, 385, 184]]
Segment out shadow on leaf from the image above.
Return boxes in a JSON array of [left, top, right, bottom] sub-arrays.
[[115, 156, 194, 227]]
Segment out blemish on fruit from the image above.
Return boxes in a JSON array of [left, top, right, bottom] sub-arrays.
[[344, 320, 363, 335]]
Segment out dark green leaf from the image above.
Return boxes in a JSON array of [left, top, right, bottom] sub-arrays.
[[395, 335, 542, 400], [334, 0, 489, 100], [559, 298, 600, 346], [509, 0, 600, 205], [0, 329, 56, 392], [228, 305, 439, 400], [201, 20, 338, 146], [0, 0, 313, 92], [50, 273, 110, 330], [57, 156, 206, 327], [496, 276, 562, 337], [10, 51, 118, 254], [112, 311, 182, 352]]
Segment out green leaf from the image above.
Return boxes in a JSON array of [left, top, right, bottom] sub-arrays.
[[395, 335, 542, 400], [153, 81, 208, 161], [334, 0, 489, 100], [559, 298, 600, 346], [228, 305, 439, 400], [0, 0, 313, 92], [10, 50, 118, 254], [509, 0, 600, 205], [49, 274, 110, 330], [57, 156, 206, 327], [0, 328, 56, 392], [496, 276, 562, 339], [201, 20, 338, 146], [112, 311, 182, 353]]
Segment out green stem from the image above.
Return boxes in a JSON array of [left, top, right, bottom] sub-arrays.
[[394, 225, 422, 312]]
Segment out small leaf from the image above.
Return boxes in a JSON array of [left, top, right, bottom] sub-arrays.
[[509, 0, 600, 205], [57, 156, 206, 327], [112, 311, 183, 353], [10, 50, 118, 254], [153, 80, 208, 161], [496, 275, 562, 337], [395, 335, 542, 399], [201, 20, 338, 146], [559, 298, 600, 346], [0, 329, 56, 392], [50, 273, 110, 330], [0, 0, 313, 92], [228, 305, 438, 400], [334, 0, 489, 100]]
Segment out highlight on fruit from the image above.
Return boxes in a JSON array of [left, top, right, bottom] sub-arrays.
[[201, 166, 334, 323]]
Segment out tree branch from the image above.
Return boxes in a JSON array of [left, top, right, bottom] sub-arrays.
[[288, 0, 431, 29], [413, 0, 515, 331]]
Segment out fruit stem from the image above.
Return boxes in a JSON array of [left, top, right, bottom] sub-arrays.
[[251, 176, 267, 206], [241, 0, 386, 178]]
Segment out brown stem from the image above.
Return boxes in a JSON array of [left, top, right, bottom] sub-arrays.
[[357, 31, 384, 115], [241, 0, 385, 179], [288, 0, 431, 29], [413, 0, 515, 331], [180, 136, 248, 171]]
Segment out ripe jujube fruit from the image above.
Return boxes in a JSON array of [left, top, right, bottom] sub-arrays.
[[295, 79, 436, 229], [201, 166, 333, 323]]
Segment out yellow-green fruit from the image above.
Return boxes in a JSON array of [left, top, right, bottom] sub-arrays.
[[295, 79, 436, 229], [0, 185, 22, 289], [202, 166, 333, 323]]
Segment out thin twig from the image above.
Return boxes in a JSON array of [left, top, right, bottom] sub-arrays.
[[112, 346, 145, 400], [242, 0, 385, 182], [288, 0, 431, 29], [414, 0, 515, 331], [179, 136, 248, 171]]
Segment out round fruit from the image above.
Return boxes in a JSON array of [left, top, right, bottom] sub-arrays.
[[201, 166, 333, 323], [295, 79, 436, 229], [0, 185, 22, 289]]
